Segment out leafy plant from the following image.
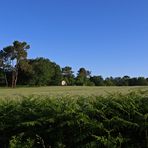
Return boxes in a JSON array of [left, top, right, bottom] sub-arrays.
[[0, 92, 147, 147]]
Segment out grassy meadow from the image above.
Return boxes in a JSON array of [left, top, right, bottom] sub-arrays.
[[0, 86, 148, 98]]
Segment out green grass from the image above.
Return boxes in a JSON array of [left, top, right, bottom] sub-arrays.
[[0, 86, 148, 98]]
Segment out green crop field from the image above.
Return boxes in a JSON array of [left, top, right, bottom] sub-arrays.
[[0, 86, 148, 98]]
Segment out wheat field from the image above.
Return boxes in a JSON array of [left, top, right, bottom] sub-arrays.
[[0, 86, 148, 98]]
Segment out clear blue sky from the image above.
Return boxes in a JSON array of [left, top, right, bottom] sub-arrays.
[[0, 0, 148, 77]]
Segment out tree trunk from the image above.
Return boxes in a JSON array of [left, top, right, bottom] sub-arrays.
[[3, 68, 8, 87], [4, 73, 8, 87], [14, 70, 18, 88], [12, 71, 15, 88], [13, 61, 19, 88]]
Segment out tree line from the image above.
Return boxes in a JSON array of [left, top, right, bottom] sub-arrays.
[[0, 40, 148, 87]]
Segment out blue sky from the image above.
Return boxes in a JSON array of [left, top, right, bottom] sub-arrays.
[[0, 0, 148, 77]]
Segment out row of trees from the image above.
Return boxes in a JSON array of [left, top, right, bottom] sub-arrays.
[[0, 41, 148, 87]]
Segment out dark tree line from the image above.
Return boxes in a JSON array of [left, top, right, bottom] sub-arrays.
[[0, 41, 148, 87]]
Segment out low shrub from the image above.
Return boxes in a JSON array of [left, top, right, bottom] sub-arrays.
[[0, 92, 147, 147]]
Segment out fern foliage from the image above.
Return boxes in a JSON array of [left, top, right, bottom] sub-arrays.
[[0, 92, 147, 147]]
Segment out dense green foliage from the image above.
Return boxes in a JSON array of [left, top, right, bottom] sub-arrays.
[[17, 58, 62, 86], [0, 92, 147, 147]]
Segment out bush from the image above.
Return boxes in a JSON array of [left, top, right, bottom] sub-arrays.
[[0, 92, 147, 147]]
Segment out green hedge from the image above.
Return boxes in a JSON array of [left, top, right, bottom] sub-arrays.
[[0, 92, 148, 147]]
